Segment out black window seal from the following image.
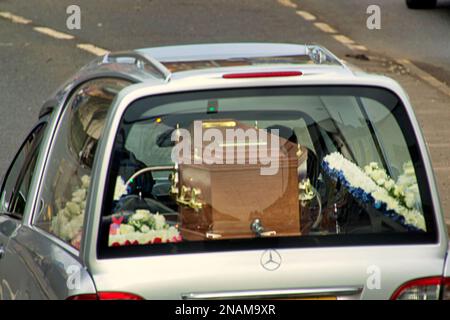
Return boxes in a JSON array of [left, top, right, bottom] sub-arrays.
[[96, 85, 440, 259]]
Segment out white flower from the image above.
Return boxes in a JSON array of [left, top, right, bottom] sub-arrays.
[[324, 153, 426, 231], [119, 224, 135, 235], [109, 226, 181, 246], [384, 179, 395, 191], [113, 176, 127, 201], [403, 161, 415, 176], [81, 175, 91, 189], [59, 214, 84, 241], [167, 226, 180, 239], [154, 213, 166, 230], [130, 209, 151, 222], [397, 161, 421, 210], [72, 188, 86, 202], [404, 193, 416, 209], [66, 201, 81, 216], [325, 152, 378, 193]]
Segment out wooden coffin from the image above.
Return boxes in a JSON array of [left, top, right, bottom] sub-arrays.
[[175, 120, 305, 240]]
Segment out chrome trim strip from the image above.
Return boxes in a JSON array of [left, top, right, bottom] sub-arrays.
[[29, 225, 80, 258], [181, 287, 363, 300]]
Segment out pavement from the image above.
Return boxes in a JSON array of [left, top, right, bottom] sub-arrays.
[[0, 0, 448, 228]]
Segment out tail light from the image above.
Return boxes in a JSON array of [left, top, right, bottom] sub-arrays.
[[391, 277, 450, 300], [222, 71, 302, 79], [67, 292, 144, 300], [443, 278, 450, 300]]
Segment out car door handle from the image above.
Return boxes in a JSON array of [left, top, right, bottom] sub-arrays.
[[0, 244, 5, 259]]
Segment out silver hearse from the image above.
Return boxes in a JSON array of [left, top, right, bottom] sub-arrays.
[[0, 43, 448, 300]]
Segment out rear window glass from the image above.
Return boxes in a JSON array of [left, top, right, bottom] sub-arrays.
[[98, 86, 436, 257]]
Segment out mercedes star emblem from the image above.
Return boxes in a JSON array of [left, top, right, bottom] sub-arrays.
[[260, 249, 282, 271]]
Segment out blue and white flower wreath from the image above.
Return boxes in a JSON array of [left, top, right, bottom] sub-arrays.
[[322, 152, 426, 232]]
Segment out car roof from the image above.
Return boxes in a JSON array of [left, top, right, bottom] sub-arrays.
[[138, 43, 324, 62], [80, 43, 354, 83], [40, 43, 368, 117]]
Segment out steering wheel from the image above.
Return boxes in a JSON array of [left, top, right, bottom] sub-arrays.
[[124, 165, 175, 192]]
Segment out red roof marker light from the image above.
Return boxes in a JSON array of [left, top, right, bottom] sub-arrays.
[[223, 71, 303, 79]]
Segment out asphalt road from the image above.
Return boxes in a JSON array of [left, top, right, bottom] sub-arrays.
[[0, 0, 350, 174], [0, 0, 448, 219], [297, 0, 450, 84]]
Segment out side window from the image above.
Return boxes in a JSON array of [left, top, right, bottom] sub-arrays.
[[0, 123, 47, 219], [34, 78, 131, 249]]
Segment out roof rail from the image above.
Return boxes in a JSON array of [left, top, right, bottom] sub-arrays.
[[306, 45, 347, 68], [102, 51, 171, 81]]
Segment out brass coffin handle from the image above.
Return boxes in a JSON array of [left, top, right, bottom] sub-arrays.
[[250, 219, 276, 237], [176, 185, 203, 212]]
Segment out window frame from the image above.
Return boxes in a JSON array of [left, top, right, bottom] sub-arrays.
[[95, 85, 439, 259], [0, 121, 48, 221], [31, 77, 134, 250]]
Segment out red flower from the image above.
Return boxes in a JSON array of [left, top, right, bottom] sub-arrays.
[[112, 242, 121, 247], [112, 216, 124, 225], [152, 237, 162, 244], [124, 240, 131, 246]]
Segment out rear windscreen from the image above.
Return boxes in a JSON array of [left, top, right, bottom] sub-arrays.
[[97, 86, 437, 258]]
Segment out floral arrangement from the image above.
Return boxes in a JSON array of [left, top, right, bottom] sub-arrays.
[[322, 152, 426, 231], [109, 209, 182, 246], [364, 161, 421, 211], [51, 175, 91, 248]]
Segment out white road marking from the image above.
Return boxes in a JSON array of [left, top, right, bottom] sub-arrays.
[[333, 34, 355, 45], [77, 43, 109, 56], [34, 27, 74, 40], [313, 22, 337, 34], [296, 10, 316, 21], [277, 0, 297, 9], [0, 11, 32, 24]]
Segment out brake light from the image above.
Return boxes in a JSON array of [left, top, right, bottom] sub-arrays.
[[67, 294, 98, 300], [443, 278, 450, 300], [391, 277, 450, 300], [67, 292, 144, 300], [222, 71, 302, 79]]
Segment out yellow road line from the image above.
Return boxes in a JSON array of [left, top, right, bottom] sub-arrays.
[[34, 27, 74, 40], [0, 11, 32, 24], [313, 22, 337, 34], [347, 44, 368, 51], [277, 0, 298, 9], [296, 10, 316, 21], [77, 43, 109, 56], [333, 34, 355, 45]]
